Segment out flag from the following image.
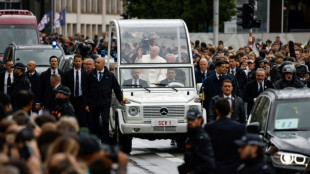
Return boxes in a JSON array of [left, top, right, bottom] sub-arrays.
[[54, 8, 66, 29], [38, 11, 51, 31]]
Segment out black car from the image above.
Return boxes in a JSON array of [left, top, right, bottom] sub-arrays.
[[247, 88, 310, 173]]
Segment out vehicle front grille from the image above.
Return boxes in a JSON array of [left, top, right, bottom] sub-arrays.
[[143, 105, 185, 118]]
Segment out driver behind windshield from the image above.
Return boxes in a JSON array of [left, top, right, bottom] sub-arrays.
[[157, 69, 183, 86], [123, 69, 149, 88]]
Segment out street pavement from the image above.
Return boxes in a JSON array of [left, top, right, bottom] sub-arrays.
[[128, 138, 184, 174]]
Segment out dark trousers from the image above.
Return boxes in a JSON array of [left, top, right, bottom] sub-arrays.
[[71, 96, 87, 127], [89, 106, 110, 144]]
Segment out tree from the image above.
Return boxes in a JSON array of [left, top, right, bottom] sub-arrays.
[[122, 0, 237, 32]]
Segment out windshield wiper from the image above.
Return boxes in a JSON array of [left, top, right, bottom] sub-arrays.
[[274, 128, 308, 131], [122, 85, 151, 92], [153, 83, 178, 92]]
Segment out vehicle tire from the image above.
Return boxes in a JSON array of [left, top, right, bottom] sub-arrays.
[[116, 121, 132, 154]]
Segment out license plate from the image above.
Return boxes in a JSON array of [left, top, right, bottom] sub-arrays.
[[151, 120, 177, 126]]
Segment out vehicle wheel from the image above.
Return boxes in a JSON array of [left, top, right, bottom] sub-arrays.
[[116, 122, 132, 154], [176, 138, 185, 149]]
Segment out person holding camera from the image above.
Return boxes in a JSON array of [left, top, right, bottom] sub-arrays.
[[178, 108, 215, 174]]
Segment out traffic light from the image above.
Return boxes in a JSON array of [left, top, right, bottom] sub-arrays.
[[236, 2, 261, 29]]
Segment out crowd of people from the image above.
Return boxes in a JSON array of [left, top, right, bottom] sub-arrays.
[[0, 30, 310, 174]]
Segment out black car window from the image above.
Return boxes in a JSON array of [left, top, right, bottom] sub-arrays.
[[250, 97, 266, 123], [259, 97, 271, 131]]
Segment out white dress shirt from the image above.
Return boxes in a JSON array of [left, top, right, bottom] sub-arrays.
[[224, 94, 232, 107], [4, 71, 13, 94], [50, 69, 59, 75]]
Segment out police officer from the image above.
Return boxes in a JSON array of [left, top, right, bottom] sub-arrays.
[[235, 133, 275, 174], [85, 39, 99, 60], [10, 63, 31, 103], [178, 109, 215, 174], [51, 86, 75, 120], [274, 64, 304, 89]]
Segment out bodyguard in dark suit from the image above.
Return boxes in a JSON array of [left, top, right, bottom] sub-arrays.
[[47, 74, 64, 112], [122, 69, 149, 88], [202, 60, 239, 119], [85, 57, 125, 144], [63, 54, 88, 127], [228, 56, 247, 98], [0, 60, 14, 95], [244, 68, 274, 114], [39, 56, 63, 109], [205, 98, 246, 174], [195, 58, 213, 84], [209, 79, 246, 123], [26, 61, 41, 112]]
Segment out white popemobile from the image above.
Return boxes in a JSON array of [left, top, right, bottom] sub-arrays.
[[107, 19, 206, 153]]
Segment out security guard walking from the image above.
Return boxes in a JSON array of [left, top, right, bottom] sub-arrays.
[[178, 109, 215, 174], [235, 133, 275, 174]]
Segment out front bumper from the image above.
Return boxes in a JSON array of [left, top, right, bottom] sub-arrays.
[[120, 122, 187, 134]]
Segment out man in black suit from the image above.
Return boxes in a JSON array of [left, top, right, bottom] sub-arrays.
[[63, 54, 88, 127], [202, 60, 239, 119], [39, 56, 63, 110], [47, 74, 64, 112], [158, 69, 183, 86], [195, 58, 213, 84], [205, 98, 246, 174], [123, 69, 148, 88], [228, 56, 247, 98], [85, 57, 125, 144], [26, 61, 41, 113], [209, 79, 246, 123], [0, 60, 14, 95], [244, 68, 274, 114]]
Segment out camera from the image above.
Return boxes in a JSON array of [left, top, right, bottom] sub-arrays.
[[75, 42, 92, 59]]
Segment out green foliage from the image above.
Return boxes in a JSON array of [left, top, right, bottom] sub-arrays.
[[122, 0, 237, 32]]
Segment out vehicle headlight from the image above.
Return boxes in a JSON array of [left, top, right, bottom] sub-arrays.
[[273, 152, 307, 166], [128, 106, 139, 116], [189, 105, 199, 111]]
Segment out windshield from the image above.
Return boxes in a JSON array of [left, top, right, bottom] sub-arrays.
[[0, 25, 38, 53], [15, 49, 62, 66], [274, 100, 310, 130], [117, 20, 190, 64], [120, 67, 194, 88]]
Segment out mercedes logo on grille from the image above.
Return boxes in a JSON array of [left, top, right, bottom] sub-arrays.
[[160, 107, 169, 116]]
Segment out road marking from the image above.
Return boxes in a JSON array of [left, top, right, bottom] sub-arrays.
[[156, 153, 174, 158], [166, 158, 184, 163], [155, 153, 184, 163]]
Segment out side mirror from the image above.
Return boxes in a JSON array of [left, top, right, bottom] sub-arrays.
[[196, 83, 202, 94], [247, 122, 261, 134]]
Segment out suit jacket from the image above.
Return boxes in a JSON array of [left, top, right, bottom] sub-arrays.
[[26, 71, 41, 104], [195, 70, 213, 84], [202, 73, 239, 117], [10, 73, 31, 101], [85, 67, 123, 107], [208, 94, 246, 123], [229, 67, 247, 98], [205, 117, 246, 174], [62, 68, 88, 101], [244, 79, 274, 114], [39, 68, 63, 107], [123, 78, 149, 88], [0, 71, 5, 93]]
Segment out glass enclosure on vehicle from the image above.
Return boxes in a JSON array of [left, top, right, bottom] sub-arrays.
[[0, 25, 38, 53], [120, 67, 194, 88], [274, 100, 310, 130], [116, 20, 191, 64], [14, 48, 62, 66]]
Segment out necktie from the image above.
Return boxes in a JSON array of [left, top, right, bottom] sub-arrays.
[[75, 71, 79, 96], [7, 73, 11, 93], [231, 70, 235, 76], [53, 70, 56, 74], [259, 82, 264, 94], [226, 97, 232, 107], [219, 75, 223, 81], [99, 72, 103, 81], [134, 79, 138, 87]]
